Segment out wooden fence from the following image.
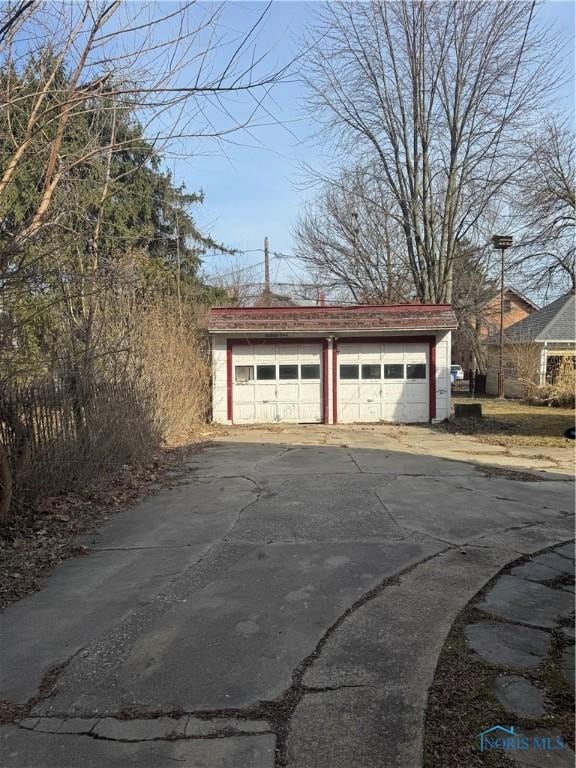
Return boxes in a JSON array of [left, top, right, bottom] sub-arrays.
[[0, 378, 158, 508]]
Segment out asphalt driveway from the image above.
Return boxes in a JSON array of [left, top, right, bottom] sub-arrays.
[[1, 436, 574, 767]]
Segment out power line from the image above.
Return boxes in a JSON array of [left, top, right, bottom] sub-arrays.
[[203, 253, 284, 283]]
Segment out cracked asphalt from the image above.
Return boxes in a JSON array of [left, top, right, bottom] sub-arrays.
[[0, 436, 574, 768]]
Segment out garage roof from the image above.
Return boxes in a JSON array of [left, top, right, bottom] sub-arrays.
[[207, 303, 457, 333]]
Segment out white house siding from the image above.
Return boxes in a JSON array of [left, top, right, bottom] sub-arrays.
[[435, 331, 451, 421], [327, 337, 335, 425], [211, 335, 228, 424]]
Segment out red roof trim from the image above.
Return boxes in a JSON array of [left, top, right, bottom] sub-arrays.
[[209, 303, 452, 315]]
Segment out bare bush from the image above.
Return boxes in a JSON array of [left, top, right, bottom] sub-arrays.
[[0, 295, 214, 521], [528, 358, 576, 408], [0, 379, 159, 518], [506, 342, 541, 398], [506, 342, 575, 407], [134, 300, 211, 445]]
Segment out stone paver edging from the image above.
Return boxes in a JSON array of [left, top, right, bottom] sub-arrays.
[[425, 542, 575, 768]]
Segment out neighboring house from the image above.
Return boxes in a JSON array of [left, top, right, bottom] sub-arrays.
[[206, 303, 457, 425], [452, 287, 538, 372], [485, 292, 576, 398]]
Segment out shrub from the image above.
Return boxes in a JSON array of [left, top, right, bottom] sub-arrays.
[[133, 300, 211, 445], [527, 358, 576, 408]]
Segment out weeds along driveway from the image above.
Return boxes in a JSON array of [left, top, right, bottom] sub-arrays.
[[0, 435, 574, 768]]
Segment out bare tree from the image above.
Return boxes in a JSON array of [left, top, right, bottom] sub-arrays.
[[450, 242, 498, 371], [0, 1, 286, 268], [304, 1, 559, 303], [0, 1, 291, 517], [295, 165, 414, 302], [204, 257, 262, 307], [511, 117, 575, 296]]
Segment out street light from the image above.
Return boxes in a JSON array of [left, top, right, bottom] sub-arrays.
[[492, 235, 513, 398]]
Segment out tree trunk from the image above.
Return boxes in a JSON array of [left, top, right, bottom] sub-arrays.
[[0, 441, 12, 524]]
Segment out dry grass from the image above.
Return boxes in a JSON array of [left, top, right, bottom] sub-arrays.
[[528, 359, 576, 409], [1, 380, 160, 515], [447, 397, 575, 449], [135, 301, 211, 446], [1, 297, 213, 522]]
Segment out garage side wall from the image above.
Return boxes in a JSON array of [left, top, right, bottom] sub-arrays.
[[212, 335, 229, 424], [435, 331, 451, 421]]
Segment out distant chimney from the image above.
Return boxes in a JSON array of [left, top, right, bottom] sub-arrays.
[[319, 292, 326, 306]]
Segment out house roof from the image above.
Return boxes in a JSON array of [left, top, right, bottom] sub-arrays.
[[207, 303, 458, 333], [502, 286, 539, 311], [486, 292, 575, 344]]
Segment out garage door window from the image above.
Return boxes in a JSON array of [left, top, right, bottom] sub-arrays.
[[384, 364, 404, 379], [256, 365, 276, 380], [406, 363, 426, 379], [279, 364, 299, 380], [301, 364, 321, 379], [340, 364, 359, 379], [235, 365, 254, 382], [361, 364, 381, 379]]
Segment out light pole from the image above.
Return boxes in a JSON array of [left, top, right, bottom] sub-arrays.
[[492, 235, 513, 398]]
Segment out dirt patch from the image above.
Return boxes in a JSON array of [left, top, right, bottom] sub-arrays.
[[474, 465, 543, 482], [0, 427, 221, 610]]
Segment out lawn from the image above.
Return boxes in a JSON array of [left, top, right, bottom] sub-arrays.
[[445, 396, 575, 449]]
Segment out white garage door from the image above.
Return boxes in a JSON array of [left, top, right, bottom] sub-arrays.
[[338, 342, 429, 423], [232, 343, 323, 424]]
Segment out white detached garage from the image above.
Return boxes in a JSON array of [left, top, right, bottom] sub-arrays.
[[207, 304, 457, 425]]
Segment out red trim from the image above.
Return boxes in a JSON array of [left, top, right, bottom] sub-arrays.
[[226, 339, 233, 422], [226, 337, 328, 424], [322, 340, 329, 424], [429, 339, 436, 421], [226, 337, 327, 346], [210, 303, 452, 314], [332, 341, 338, 424]]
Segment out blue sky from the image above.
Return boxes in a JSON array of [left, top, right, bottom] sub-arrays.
[[176, 1, 575, 285], [179, 1, 322, 284]]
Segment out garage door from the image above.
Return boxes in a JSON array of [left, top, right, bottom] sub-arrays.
[[338, 342, 429, 423], [232, 343, 323, 424]]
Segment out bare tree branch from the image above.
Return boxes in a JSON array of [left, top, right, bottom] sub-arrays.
[[302, 0, 560, 302]]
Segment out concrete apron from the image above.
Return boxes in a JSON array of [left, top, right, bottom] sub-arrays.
[[0, 441, 574, 768]]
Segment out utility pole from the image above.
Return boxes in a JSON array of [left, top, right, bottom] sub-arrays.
[[264, 236, 270, 295], [492, 235, 513, 398]]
